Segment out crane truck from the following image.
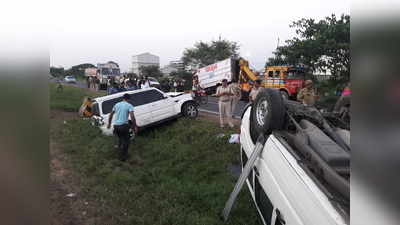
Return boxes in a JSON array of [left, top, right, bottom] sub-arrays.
[[194, 57, 258, 100], [195, 57, 306, 100]]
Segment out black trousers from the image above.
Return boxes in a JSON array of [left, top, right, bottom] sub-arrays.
[[113, 124, 130, 160]]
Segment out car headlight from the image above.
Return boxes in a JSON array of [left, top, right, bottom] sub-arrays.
[[91, 116, 104, 126]]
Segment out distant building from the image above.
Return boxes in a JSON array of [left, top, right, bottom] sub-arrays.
[[161, 60, 184, 76], [130, 52, 160, 75]]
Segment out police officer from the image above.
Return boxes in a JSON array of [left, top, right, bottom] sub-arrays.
[[216, 79, 234, 128]]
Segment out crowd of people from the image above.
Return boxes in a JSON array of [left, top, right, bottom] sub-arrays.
[[85, 75, 156, 95], [160, 79, 185, 92]]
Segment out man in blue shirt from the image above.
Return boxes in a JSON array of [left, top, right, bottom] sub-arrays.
[[107, 94, 138, 161]]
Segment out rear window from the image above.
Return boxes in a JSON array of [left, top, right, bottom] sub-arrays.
[[101, 97, 123, 114]]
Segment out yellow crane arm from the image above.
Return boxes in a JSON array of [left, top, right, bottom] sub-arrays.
[[239, 58, 258, 81]]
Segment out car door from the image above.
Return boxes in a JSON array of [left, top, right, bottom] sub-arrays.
[[142, 89, 175, 122], [127, 91, 154, 127]]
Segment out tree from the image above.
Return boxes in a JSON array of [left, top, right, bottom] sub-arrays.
[[266, 14, 350, 80], [182, 38, 240, 70], [139, 65, 163, 78], [50, 66, 65, 77]]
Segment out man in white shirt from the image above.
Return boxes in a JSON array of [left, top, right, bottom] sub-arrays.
[[142, 76, 151, 89], [216, 79, 234, 128]]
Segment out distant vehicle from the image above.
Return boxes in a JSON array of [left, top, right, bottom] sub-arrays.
[[195, 58, 307, 101], [148, 77, 161, 89], [194, 57, 258, 100], [263, 65, 306, 100], [86, 87, 198, 136], [64, 75, 77, 83], [84, 62, 120, 91], [195, 58, 239, 95]]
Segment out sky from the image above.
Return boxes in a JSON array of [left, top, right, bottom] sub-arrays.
[[48, 0, 350, 72]]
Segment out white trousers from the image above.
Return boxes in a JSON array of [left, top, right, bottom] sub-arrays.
[[219, 101, 233, 127], [231, 97, 240, 118]]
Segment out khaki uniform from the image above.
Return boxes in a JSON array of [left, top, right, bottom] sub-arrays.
[[216, 85, 234, 127], [297, 87, 317, 106], [249, 87, 262, 102], [229, 83, 241, 117]]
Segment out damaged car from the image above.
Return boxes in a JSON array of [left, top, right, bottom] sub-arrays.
[[239, 88, 350, 225], [84, 88, 198, 136]]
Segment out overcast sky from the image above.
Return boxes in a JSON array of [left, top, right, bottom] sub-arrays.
[[49, 0, 350, 72]]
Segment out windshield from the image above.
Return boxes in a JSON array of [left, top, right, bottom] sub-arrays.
[[287, 69, 305, 79]]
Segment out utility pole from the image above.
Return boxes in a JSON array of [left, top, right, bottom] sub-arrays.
[[277, 37, 280, 48]]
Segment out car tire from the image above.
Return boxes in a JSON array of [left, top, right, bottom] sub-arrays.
[[182, 102, 198, 118], [250, 88, 286, 143], [280, 90, 289, 100], [200, 96, 208, 105]]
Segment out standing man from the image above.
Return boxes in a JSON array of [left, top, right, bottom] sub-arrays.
[[249, 79, 262, 103], [86, 76, 90, 88], [107, 94, 138, 161], [142, 76, 151, 89], [216, 79, 234, 128], [229, 81, 241, 118], [297, 80, 318, 106], [88, 76, 93, 89], [173, 80, 178, 92]]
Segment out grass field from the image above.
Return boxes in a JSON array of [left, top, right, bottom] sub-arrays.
[[50, 83, 261, 225], [49, 82, 104, 112]]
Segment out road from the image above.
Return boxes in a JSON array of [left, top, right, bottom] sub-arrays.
[[58, 79, 249, 118], [198, 96, 248, 119]]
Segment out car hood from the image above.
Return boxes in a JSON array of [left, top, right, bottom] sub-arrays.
[[165, 92, 185, 97]]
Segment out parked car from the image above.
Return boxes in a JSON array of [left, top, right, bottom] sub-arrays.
[[90, 87, 198, 136], [148, 77, 161, 89], [64, 75, 77, 83], [239, 88, 349, 225]]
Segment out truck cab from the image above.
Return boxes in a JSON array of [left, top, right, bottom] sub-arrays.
[[264, 66, 305, 99]]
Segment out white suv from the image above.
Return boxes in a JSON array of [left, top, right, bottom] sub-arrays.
[[90, 88, 198, 136]]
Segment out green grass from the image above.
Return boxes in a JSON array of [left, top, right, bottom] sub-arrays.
[[50, 83, 261, 225], [49, 83, 104, 112]]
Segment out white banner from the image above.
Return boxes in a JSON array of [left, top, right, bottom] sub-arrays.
[[196, 58, 233, 89]]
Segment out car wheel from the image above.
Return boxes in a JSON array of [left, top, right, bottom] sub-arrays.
[[183, 102, 198, 118], [250, 88, 286, 143], [280, 90, 289, 100], [200, 96, 208, 105]]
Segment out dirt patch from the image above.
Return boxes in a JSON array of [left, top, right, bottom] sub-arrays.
[[50, 110, 98, 225]]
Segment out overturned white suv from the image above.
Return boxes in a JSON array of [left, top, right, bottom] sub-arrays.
[[89, 88, 198, 135], [239, 89, 350, 225]]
